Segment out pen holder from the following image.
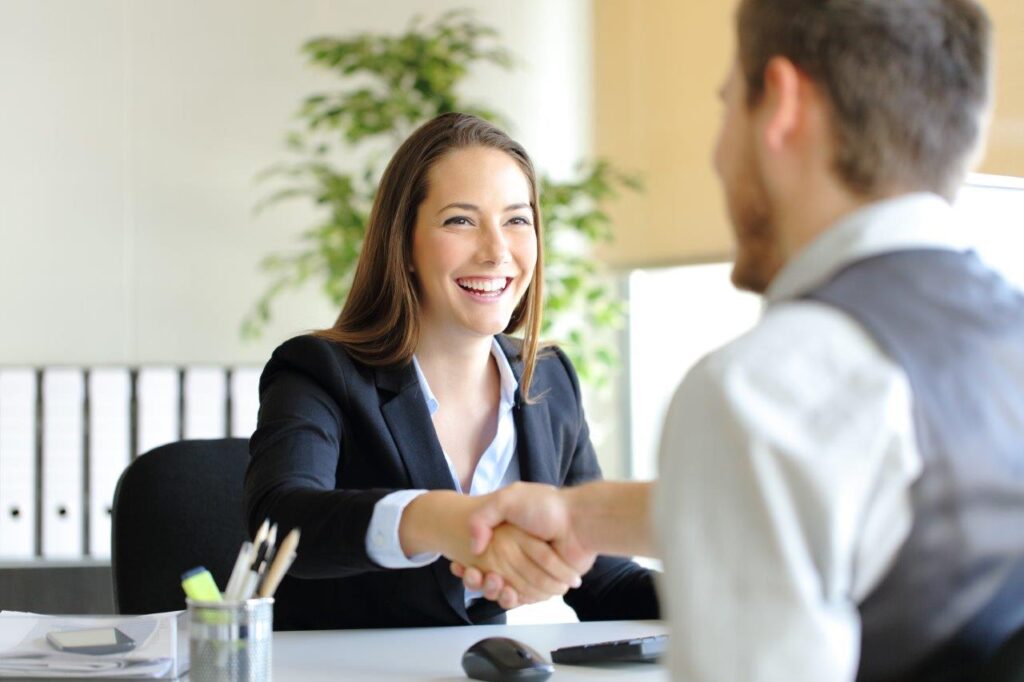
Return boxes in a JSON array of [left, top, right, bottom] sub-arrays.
[[187, 598, 273, 682]]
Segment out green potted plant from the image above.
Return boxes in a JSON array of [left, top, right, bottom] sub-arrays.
[[244, 9, 639, 388]]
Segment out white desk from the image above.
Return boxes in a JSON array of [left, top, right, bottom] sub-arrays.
[[272, 620, 669, 681]]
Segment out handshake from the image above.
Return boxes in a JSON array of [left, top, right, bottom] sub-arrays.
[[399, 480, 654, 610]]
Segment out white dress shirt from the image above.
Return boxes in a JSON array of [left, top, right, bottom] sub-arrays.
[[365, 338, 520, 605], [655, 193, 970, 681]]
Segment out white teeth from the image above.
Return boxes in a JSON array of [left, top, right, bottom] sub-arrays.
[[458, 278, 508, 293]]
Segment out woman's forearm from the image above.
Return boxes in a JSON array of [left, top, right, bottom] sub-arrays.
[[399, 490, 474, 558]]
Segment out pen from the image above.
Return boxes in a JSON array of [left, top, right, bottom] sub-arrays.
[[251, 520, 270, 559], [258, 528, 301, 598], [227, 520, 271, 600], [181, 566, 222, 602], [261, 524, 280, 571], [265, 524, 278, 563], [223, 541, 253, 602], [239, 535, 273, 601]]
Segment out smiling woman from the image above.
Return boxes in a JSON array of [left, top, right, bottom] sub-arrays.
[[242, 113, 659, 631], [312, 115, 545, 398], [412, 146, 539, 360]]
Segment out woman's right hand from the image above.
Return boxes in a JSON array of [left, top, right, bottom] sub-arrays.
[[399, 491, 582, 605]]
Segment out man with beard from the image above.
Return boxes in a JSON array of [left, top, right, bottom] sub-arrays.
[[454, 0, 1024, 679]]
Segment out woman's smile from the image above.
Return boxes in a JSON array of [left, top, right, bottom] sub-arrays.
[[455, 276, 514, 300]]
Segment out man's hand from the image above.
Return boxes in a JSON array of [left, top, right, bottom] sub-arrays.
[[399, 490, 584, 606], [450, 483, 597, 607], [452, 481, 657, 606], [467, 483, 587, 555], [448, 523, 582, 606]]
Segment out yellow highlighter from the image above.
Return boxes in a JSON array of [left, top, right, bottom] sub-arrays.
[[181, 566, 223, 603]]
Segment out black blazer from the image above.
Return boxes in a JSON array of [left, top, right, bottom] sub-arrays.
[[244, 334, 659, 630]]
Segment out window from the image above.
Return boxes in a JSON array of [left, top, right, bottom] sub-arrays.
[[954, 174, 1024, 288]]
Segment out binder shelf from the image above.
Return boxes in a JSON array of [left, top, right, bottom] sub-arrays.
[[0, 365, 261, 561]]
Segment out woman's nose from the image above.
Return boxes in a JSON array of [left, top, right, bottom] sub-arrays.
[[478, 223, 511, 265]]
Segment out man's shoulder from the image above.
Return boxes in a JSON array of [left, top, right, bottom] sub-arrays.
[[709, 300, 883, 368], [662, 300, 917, 478], [683, 299, 907, 409]]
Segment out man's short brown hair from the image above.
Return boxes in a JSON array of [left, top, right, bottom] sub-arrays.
[[737, 0, 992, 199]]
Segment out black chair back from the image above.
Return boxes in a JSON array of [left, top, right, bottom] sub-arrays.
[[111, 438, 250, 614]]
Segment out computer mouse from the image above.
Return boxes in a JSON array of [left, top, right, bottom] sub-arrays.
[[461, 636, 554, 682]]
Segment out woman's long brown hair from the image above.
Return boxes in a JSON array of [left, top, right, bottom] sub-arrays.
[[314, 113, 545, 400]]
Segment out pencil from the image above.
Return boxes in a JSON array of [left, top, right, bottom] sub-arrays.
[[258, 528, 300, 598]]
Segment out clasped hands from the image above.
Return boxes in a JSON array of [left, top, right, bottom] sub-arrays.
[[451, 482, 594, 609], [401, 483, 593, 610]]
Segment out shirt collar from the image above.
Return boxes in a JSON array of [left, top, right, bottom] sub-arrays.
[[765, 192, 969, 305], [412, 338, 519, 416]]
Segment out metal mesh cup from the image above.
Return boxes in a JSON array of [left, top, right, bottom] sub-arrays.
[[188, 598, 274, 682]]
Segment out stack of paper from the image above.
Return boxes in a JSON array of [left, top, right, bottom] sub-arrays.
[[0, 611, 188, 679]]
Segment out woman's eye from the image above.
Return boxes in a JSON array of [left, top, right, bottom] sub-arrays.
[[443, 216, 473, 227], [508, 216, 532, 226]]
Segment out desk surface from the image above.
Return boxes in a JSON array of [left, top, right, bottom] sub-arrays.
[[272, 620, 669, 681]]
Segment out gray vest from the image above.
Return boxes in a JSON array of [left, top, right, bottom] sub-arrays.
[[805, 249, 1024, 681]]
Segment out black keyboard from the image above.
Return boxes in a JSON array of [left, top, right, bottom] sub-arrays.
[[550, 634, 668, 664]]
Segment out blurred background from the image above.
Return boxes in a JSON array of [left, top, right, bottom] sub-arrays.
[[1, 0, 1021, 620]]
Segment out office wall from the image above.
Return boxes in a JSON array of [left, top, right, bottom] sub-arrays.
[[592, 1, 734, 269], [0, 0, 592, 366], [985, 0, 1024, 177], [592, 0, 1024, 269]]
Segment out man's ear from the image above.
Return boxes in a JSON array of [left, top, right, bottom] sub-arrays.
[[760, 56, 803, 152]]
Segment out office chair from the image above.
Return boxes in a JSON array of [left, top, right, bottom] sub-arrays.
[[111, 438, 251, 615]]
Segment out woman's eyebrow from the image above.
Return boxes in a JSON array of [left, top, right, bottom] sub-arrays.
[[437, 202, 479, 214], [437, 202, 531, 214]]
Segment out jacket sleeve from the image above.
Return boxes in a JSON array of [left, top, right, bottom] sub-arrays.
[[552, 348, 662, 621], [243, 337, 396, 579]]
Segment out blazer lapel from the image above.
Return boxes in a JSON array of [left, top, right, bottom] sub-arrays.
[[375, 364, 455, 493], [495, 337, 560, 486], [514, 395, 560, 486], [375, 362, 469, 623]]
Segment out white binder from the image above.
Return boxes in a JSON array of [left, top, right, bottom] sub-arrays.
[[137, 368, 180, 456], [87, 368, 130, 559], [41, 369, 85, 558], [183, 367, 227, 439], [0, 369, 38, 559], [229, 367, 261, 439]]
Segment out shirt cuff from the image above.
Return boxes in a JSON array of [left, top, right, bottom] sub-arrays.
[[365, 489, 441, 568]]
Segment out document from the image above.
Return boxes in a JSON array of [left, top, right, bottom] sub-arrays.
[[136, 369, 179, 456], [87, 369, 131, 559], [41, 370, 85, 558], [229, 367, 261, 438], [0, 369, 38, 559], [183, 367, 226, 439], [0, 611, 188, 679]]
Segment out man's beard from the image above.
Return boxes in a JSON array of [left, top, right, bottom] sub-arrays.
[[727, 177, 783, 295]]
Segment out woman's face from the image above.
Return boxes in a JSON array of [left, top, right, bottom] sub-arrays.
[[411, 146, 538, 344]]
